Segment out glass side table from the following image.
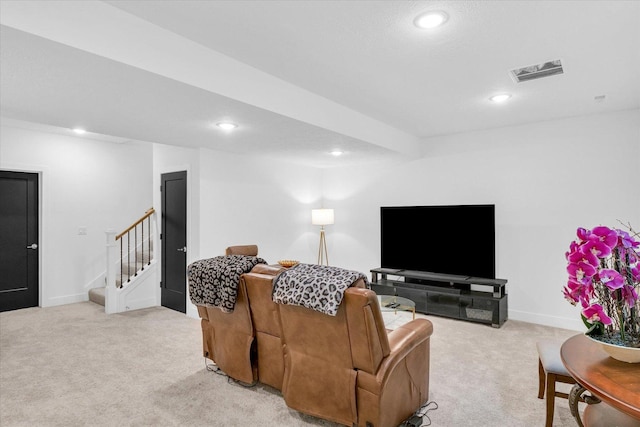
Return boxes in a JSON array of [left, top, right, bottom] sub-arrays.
[[377, 295, 416, 320]]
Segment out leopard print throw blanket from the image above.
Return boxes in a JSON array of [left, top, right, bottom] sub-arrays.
[[188, 255, 266, 312], [272, 263, 369, 316]]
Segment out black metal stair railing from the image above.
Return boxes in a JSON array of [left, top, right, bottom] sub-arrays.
[[115, 208, 155, 288]]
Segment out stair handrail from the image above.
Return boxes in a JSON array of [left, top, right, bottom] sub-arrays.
[[114, 208, 156, 288], [116, 208, 155, 240], [104, 208, 157, 314]]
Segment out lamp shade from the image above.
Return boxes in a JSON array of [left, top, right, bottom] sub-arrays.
[[311, 209, 334, 226]]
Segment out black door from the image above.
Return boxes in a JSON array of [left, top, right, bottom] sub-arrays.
[[161, 171, 187, 313], [0, 171, 39, 312]]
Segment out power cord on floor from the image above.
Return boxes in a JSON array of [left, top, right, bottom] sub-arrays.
[[400, 401, 438, 427], [204, 358, 226, 376], [228, 377, 257, 388], [204, 358, 257, 388]]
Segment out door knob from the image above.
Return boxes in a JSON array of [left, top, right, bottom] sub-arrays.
[[177, 246, 187, 253], [27, 243, 38, 250]]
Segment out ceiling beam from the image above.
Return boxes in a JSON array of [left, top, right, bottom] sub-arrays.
[[0, 0, 422, 156]]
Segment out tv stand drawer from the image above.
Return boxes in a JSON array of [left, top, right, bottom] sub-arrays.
[[426, 293, 460, 317]]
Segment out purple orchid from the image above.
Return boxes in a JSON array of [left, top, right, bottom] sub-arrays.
[[590, 226, 618, 248], [562, 286, 579, 305], [582, 303, 612, 325], [579, 226, 618, 258], [618, 229, 640, 249], [597, 268, 625, 290], [582, 239, 613, 258], [563, 279, 587, 305], [632, 265, 640, 283], [567, 261, 596, 281], [576, 227, 590, 242], [621, 285, 638, 307], [566, 248, 599, 267], [626, 249, 639, 266], [564, 224, 640, 346]]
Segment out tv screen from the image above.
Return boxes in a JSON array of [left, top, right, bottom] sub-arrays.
[[380, 204, 495, 279]]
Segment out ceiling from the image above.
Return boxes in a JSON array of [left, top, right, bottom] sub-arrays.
[[1, 1, 639, 168]]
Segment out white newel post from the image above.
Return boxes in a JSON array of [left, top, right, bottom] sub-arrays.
[[105, 230, 118, 314]]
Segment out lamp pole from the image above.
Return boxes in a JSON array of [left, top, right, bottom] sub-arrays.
[[318, 226, 329, 265], [312, 208, 334, 266]]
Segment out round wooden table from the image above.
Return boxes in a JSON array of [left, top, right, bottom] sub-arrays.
[[561, 334, 640, 426]]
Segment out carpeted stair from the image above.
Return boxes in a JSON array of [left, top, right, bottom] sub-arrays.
[[88, 286, 105, 306], [89, 244, 153, 306]]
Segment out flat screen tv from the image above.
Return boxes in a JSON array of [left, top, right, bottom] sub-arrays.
[[380, 204, 495, 279]]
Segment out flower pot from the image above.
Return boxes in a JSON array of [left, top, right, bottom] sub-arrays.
[[586, 334, 640, 363]]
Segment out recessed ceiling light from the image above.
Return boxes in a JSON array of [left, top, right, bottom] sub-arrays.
[[489, 94, 512, 103], [216, 122, 237, 131], [414, 11, 448, 29], [330, 150, 343, 157], [72, 128, 86, 134]]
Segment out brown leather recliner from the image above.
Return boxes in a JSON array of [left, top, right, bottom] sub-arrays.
[[196, 261, 285, 387], [242, 264, 286, 389], [196, 256, 433, 426], [196, 244, 269, 385], [277, 287, 433, 427], [242, 267, 366, 390], [196, 278, 256, 384]]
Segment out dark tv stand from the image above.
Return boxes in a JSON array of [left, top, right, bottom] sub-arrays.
[[369, 268, 508, 327]]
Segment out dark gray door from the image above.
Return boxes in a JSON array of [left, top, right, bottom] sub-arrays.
[[161, 171, 187, 313], [0, 171, 39, 312]]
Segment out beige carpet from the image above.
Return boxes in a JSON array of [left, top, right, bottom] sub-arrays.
[[0, 302, 581, 426]]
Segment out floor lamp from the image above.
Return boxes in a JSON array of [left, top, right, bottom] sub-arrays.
[[312, 209, 334, 266]]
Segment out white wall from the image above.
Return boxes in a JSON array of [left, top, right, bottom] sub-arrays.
[[322, 109, 640, 330], [152, 145, 322, 318], [197, 148, 323, 265], [0, 123, 153, 307]]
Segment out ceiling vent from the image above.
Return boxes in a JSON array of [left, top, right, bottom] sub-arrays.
[[510, 59, 564, 83]]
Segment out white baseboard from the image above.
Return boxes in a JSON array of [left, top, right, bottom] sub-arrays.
[[508, 309, 583, 332], [44, 293, 87, 307], [119, 297, 157, 312]]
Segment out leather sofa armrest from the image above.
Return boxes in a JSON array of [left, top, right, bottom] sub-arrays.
[[357, 318, 433, 392]]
